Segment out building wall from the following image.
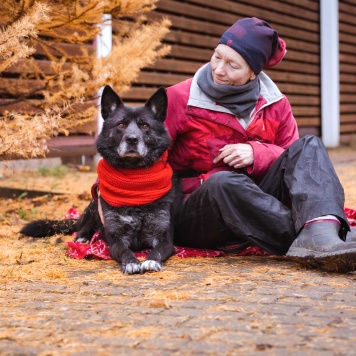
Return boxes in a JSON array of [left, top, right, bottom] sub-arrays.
[[1, 0, 356, 157], [122, 0, 322, 138]]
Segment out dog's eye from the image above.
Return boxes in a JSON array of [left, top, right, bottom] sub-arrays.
[[141, 124, 150, 130], [117, 123, 125, 129]]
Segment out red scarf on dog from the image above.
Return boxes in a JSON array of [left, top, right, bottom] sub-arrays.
[[97, 151, 173, 207]]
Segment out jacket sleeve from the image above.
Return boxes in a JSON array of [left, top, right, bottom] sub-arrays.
[[165, 82, 190, 147], [164, 87, 178, 146], [246, 96, 299, 180], [165, 81, 195, 173]]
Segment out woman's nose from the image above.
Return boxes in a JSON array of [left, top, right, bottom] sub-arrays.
[[214, 62, 226, 75]]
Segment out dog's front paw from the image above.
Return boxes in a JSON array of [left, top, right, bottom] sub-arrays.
[[122, 261, 141, 274], [141, 260, 162, 273]]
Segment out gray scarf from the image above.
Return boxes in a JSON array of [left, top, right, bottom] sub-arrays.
[[196, 63, 260, 118]]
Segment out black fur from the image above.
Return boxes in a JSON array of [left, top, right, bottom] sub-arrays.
[[20, 85, 176, 274]]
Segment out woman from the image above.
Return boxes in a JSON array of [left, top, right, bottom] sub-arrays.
[[165, 17, 356, 272]]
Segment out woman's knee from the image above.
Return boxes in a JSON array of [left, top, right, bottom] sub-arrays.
[[286, 135, 327, 162], [294, 135, 324, 150]]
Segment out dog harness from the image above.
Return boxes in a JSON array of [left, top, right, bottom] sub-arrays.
[[94, 151, 173, 208]]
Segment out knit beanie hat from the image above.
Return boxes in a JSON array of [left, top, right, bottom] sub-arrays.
[[217, 17, 287, 75]]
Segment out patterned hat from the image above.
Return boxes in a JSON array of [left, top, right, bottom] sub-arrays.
[[217, 17, 287, 75]]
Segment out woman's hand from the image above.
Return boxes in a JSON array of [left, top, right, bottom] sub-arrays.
[[213, 143, 254, 168]]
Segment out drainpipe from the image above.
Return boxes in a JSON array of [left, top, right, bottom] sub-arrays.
[[94, 14, 112, 165], [320, 0, 339, 147]]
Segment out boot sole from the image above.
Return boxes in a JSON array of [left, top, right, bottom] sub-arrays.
[[287, 248, 356, 273]]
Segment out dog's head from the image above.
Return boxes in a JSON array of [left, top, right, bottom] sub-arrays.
[[97, 85, 170, 169]]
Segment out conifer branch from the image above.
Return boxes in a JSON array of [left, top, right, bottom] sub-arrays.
[[0, 0, 170, 159]]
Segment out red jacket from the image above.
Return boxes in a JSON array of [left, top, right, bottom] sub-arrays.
[[165, 70, 299, 192]]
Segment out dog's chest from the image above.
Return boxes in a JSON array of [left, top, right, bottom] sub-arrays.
[[103, 201, 171, 248]]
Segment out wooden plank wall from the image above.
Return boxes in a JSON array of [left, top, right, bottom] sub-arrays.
[[122, 0, 321, 137], [3, 1, 355, 159], [339, 0, 356, 144]]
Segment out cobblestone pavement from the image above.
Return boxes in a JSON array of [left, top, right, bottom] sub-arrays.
[[0, 147, 356, 355]]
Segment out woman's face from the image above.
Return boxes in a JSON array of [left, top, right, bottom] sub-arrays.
[[210, 44, 256, 86]]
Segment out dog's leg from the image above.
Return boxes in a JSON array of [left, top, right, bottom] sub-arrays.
[[141, 234, 175, 273], [109, 241, 141, 274], [74, 200, 102, 243], [140, 208, 175, 273], [99, 198, 143, 274]]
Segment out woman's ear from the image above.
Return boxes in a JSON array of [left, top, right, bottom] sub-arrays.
[[250, 73, 257, 81]]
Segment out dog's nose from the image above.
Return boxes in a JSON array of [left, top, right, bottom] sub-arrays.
[[125, 135, 139, 145]]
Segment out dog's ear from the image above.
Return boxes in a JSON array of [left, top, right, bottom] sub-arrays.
[[101, 85, 124, 120], [145, 87, 168, 122]]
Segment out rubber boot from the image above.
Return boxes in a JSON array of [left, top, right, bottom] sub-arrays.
[[346, 227, 356, 242], [286, 221, 356, 273]]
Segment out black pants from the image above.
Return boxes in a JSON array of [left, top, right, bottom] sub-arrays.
[[173, 135, 349, 255]]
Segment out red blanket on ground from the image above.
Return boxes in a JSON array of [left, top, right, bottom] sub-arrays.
[[65, 208, 356, 260]]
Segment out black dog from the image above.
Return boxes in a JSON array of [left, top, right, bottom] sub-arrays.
[[20, 85, 176, 274]]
